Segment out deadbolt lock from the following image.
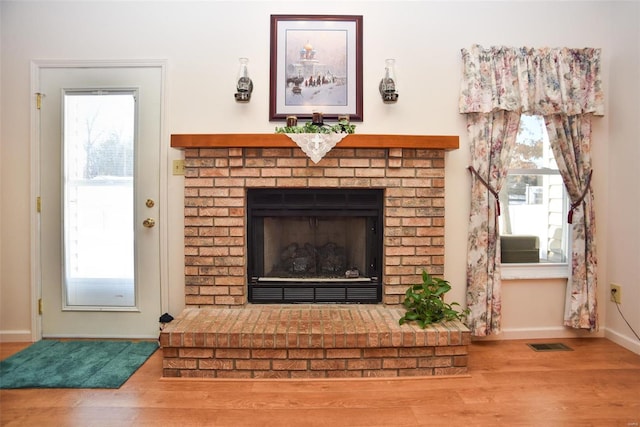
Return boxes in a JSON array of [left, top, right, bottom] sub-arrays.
[[145, 199, 155, 208]]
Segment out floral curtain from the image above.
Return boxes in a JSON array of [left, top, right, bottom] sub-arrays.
[[546, 114, 598, 331], [465, 111, 520, 336], [459, 45, 603, 336], [459, 45, 604, 116]]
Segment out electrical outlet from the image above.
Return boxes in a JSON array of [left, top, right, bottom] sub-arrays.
[[610, 283, 621, 304], [172, 159, 185, 175]]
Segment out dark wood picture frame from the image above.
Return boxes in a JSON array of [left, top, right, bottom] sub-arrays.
[[269, 14, 363, 122]]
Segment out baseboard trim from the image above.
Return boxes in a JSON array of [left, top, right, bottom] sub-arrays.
[[604, 328, 640, 355], [0, 330, 34, 343], [471, 326, 602, 341]]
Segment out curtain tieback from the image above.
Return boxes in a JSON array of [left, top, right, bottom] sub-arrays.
[[468, 166, 501, 216], [568, 170, 593, 224]]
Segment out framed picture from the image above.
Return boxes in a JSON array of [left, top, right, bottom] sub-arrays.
[[269, 14, 363, 122]]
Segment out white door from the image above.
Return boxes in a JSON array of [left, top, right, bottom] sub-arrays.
[[38, 66, 163, 338]]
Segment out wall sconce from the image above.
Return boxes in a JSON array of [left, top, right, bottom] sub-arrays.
[[379, 59, 398, 103], [234, 57, 253, 102]]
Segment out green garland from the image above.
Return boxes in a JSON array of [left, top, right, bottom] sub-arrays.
[[275, 120, 356, 135]]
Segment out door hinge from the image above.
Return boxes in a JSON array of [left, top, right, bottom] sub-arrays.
[[38, 298, 43, 315], [36, 196, 41, 213], [36, 92, 43, 110]]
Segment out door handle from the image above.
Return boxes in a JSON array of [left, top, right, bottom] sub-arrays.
[[143, 218, 156, 228]]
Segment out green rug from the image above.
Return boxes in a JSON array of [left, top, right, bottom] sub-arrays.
[[0, 340, 158, 389]]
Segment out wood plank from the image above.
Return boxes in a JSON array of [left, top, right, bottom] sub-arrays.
[[170, 133, 459, 150], [1, 338, 639, 426]]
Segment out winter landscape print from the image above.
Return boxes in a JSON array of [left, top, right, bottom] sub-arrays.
[[283, 29, 348, 108], [270, 15, 362, 121]]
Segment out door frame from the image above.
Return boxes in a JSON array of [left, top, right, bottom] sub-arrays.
[[29, 59, 170, 340]]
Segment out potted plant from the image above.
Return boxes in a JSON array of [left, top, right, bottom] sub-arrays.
[[398, 270, 468, 328]]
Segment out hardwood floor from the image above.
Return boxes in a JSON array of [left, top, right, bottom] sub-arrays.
[[1, 338, 639, 426]]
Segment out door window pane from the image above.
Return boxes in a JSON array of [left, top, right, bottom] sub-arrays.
[[63, 92, 136, 307]]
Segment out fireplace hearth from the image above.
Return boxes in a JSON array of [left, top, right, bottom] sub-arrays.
[[247, 188, 383, 303]]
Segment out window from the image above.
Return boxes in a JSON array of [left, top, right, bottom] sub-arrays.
[[63, 91, 136, 307], [499, 115, 569, 278]]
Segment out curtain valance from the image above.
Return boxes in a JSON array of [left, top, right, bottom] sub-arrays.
[[459, 44, 604, 116]]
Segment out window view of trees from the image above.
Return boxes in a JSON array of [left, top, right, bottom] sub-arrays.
[[503, 115, 545, 204], [500, 115, 568, 264], [85, 131, 133, 179], [78, 100, 134, 179]]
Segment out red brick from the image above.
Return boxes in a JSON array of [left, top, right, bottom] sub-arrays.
[[272, 360, 308, 371], [418, 356, 453, 368], [383, 358, 417, 369], [215, 349, 250, 359], [363, 348, 398, 358], [326, 349, 361, 359], [178, 348, 213, 359], [275, 178, 308, 187], [435, 367, 468, 376], [310, 359, 346, 370], [347, 359, 382, 370], [163, 358, 197, 369], [198, 359, 234, 370], [236, 360, 271, 370], [252, 349, 287, 359], [324, 168, 355, 177], [288, 349, 325, 359], [245, 177, 277, 187], [435, 345, 468, 356], [163, 369, 180, 377], [399, 347, 435, 357], [453, 355, 469, 367]]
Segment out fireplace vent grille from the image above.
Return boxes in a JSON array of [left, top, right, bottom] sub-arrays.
[[249, 283, 380, 304]]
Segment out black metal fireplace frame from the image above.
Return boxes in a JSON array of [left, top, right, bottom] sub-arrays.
[[247, 188, 383, 304]]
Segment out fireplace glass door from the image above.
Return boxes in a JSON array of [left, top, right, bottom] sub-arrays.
[[247, 189, 383, 303], [263, 216, 366, 279]]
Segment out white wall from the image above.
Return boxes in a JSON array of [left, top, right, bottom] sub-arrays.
[[605, 1, 640, 353], [1, 1, 638, 352]]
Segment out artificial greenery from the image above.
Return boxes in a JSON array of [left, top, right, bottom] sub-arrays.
[[275, 119, 356, 135], [398, 270, 469, 328]]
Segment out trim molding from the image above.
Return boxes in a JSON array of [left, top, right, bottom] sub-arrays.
[[605, 327, 640, 355], [0, 330, 34, 343], [471, 326, 602, 342]]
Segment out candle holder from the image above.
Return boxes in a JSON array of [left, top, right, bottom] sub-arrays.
[[379, 59, 399, 103], [234, 57, 253, 102], [286, 116, 298, 127]]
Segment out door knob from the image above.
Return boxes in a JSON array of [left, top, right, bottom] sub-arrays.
[[143, 218, 156, 228]]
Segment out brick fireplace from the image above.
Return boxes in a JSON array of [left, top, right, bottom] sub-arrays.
[[182, 144, 447, 305], [161, 134, 470, 378]]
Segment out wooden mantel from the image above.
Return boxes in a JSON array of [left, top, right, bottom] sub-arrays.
[[171, 134, 459, 150]]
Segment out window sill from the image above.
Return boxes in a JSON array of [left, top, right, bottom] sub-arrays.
[[501, 263, 569, 280]]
